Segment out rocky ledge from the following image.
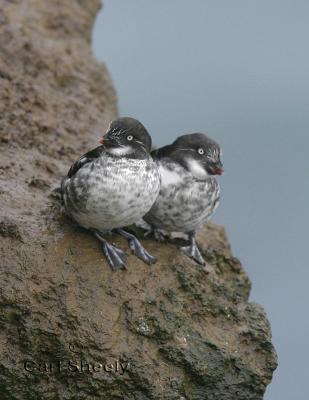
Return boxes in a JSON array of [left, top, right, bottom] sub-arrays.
[[0, 1, 277, 399]]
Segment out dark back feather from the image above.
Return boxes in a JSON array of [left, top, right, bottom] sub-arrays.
[[151, 145, 174, 160], [67, 146, 105, 178]]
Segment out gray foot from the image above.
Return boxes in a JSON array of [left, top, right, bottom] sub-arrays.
[[116, 229, 157, 265], [181, 232, 205, 265], [143, 227, 153, 238], [153, 228, 167, 242], [143, 225, 166, 242], [94, 231, 127, 271]]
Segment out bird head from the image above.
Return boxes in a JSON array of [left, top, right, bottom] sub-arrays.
[[99, 117, 152, 157], [170, 133, 224, 179]]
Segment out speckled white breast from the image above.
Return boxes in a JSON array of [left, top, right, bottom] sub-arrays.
[[62, 155, 160, 231], [144, 160, 220, 233]]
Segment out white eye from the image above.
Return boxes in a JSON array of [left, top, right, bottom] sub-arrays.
[[127, 135, 133, 141], [198, 148, 204, 155]]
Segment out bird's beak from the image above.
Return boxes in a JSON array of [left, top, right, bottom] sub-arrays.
[[214, 167, 224, 175], [211, 161, 224, 175], [98, 134, 114, 147]]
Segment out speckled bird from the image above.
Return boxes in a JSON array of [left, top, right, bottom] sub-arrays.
[[61, 117, 161, 271], [144, 133, 223, 265]]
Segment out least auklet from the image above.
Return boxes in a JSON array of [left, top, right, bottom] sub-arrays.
[[61, 117, 161, 270], [144, 133, 223, 265]]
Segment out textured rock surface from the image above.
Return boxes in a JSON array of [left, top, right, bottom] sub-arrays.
[[0, 1, 277, 399]]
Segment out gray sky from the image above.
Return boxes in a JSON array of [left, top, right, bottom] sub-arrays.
[[93, 1, 309, 398]]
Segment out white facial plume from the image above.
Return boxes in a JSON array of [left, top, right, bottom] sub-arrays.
[[186, 158, 208, 179], [106, 146, 133, 156]]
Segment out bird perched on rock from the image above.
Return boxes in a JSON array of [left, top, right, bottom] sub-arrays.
[[61, 117, 161, 271], [143, 133, 223, 265]]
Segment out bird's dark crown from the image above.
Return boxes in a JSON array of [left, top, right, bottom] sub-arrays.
[[102, 117, 152, 157], [153, 133, 224, 177]]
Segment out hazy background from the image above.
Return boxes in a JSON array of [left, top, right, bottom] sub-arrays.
[[93, 1, 309, 398]]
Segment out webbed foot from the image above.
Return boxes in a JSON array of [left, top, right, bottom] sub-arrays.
[[94, 231, 127, 271], [116, 229, 157, 265], [181, 232, 205, 265]]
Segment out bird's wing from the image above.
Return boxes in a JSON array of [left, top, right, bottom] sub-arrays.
[[66, 146, 105, 178], [151, 145, 174, 159]]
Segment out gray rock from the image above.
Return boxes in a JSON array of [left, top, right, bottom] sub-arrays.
[[0, 1, 277, 399]]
